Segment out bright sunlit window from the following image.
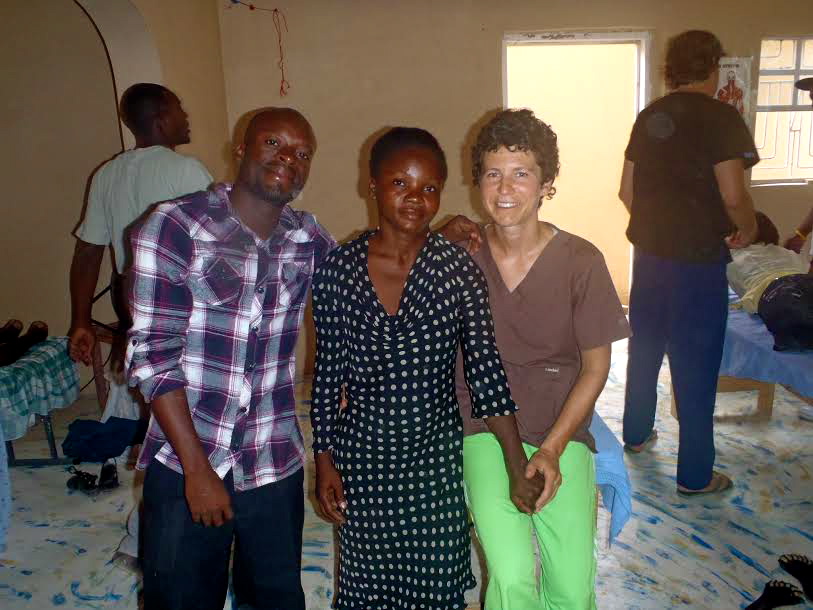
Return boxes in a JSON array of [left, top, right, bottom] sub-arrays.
[[752, 38, 813, 183]]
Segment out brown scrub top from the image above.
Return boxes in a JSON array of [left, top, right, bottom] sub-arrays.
[[456, 226, 631, 451]]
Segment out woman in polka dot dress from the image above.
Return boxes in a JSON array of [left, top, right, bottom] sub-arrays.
[[310, 127, 543, 609]]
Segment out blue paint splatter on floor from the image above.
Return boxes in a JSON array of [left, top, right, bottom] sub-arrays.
[[302, 565, 332, 579], [726, 544, 772, 577], [0, 584, 33, 600], [70, 581, 123, 602], [691, 534, 715, 550], [728, 520, 768, 541]]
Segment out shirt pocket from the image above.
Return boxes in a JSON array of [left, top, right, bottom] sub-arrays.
[[190, 255, 244, 306], [277, 260, 312, 308]]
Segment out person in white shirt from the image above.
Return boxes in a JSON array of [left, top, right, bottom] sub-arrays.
[[69, 83, 212, 367], [727, 212, 810, 313], [67, 83, 212, 569], [727, 212, 812, 352]]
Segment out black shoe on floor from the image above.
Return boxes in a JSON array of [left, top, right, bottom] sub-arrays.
[[98, 462, 119, 490]]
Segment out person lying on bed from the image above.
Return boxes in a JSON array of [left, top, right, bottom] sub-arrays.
[[727, 211, 813, 351]]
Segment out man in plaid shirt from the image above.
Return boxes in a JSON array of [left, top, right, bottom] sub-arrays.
[[127, 108, 332, 609]]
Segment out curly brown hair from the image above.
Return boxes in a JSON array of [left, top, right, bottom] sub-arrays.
[[471, 109, 559, 200], [664, 30, 724, 89]]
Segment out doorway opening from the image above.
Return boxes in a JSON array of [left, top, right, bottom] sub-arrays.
[[504, 31, 650, 303]]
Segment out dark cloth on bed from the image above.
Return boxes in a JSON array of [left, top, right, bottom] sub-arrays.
[[758, 274, 813, 351]]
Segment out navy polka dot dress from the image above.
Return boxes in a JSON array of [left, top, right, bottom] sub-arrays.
[[310, 231, 516, 609]]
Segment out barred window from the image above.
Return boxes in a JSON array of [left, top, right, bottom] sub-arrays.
[[752, 38, 813, 184]]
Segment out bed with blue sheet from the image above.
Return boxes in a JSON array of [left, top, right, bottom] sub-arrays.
[[671, 290, 813, 419], [722, 291, 812, 389]]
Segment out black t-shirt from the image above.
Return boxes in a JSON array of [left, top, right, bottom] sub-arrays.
[[625, 92, 759, 262]]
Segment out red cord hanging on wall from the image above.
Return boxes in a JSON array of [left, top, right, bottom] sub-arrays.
[[227, 1, 290, 96]]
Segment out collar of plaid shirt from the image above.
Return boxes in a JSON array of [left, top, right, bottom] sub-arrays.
[[132, 183, 335, 490], [203, 183, 315, 246]]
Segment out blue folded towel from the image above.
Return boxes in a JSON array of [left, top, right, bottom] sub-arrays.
[[589, 413, 632, 545]]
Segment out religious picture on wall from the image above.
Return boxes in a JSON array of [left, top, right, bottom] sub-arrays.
[[716, 57, 752, 118]]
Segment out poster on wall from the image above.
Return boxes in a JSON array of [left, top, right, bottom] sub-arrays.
[[716, 57, 752, 120]]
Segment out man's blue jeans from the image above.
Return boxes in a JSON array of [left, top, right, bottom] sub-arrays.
[[623, 249, 728, 490]]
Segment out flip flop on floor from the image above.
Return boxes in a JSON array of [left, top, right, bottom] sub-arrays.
[[677, 471, 733, 496], [66, 466, 98, 496], [744, 580, 804, 609], [779, 554, 813, 601], [0, 319, 23, 343], [624, 429, 658, 454]]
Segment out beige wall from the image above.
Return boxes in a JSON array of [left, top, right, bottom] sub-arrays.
[[0, 0, 232, 387], [217, 0, 813, 247], [132, 0, 231, 179], [217, 0, 813, 372], [3, 1, 809, 379], [0, 0, 120, 336]]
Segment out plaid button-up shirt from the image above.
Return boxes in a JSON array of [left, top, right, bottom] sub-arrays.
[[126, 183, 335, 490]]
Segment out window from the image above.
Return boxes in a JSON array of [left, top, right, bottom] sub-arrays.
[[752, 38, 813, 183]]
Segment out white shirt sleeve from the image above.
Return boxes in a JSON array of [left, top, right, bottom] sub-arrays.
[[176, 158, 213, 197], [74, 169, 111, 246]]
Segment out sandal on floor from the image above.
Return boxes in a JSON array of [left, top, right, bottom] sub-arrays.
[[677, 471, 733, 496], [98, 463, 119, 491], [66, 466, 98, 495], [624, 429, 658, 454], [0, 319, 23, 343]]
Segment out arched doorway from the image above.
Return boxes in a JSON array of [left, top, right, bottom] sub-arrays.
[[0, 0, 162, 346]]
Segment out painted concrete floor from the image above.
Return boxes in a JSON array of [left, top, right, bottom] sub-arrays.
[[1, 339, 812, 609]]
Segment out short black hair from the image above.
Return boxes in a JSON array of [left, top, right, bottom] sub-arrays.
[[119, 83, 173, 136], [471, 109, 559, 199], [369, 127, 448, 181], [665, 30, 724, 89], [754, 211, 779, 245]]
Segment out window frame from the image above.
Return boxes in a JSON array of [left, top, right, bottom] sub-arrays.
[[752, 36, 813, 186], [502, 30, 652, 117]]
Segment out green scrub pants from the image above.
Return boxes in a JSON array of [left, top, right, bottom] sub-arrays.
[[463, 433, 597, 609]]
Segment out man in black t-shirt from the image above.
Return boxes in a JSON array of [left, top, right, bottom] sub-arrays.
[[618, 30, 758, 496]]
